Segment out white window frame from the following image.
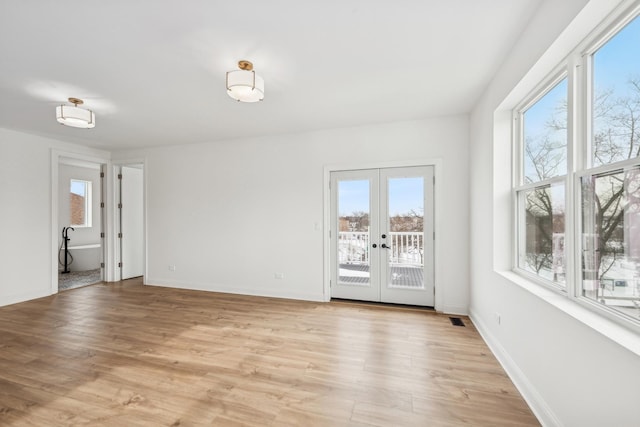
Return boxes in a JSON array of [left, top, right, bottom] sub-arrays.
[[513, 3, 640, 330], [513, 70, 570, 292]]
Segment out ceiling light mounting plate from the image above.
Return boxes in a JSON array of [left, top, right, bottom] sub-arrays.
[[68, 97, 84, 106], [237, 60, 253, 71]]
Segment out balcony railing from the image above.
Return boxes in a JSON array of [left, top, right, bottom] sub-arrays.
[[338, 231, 424, 266]]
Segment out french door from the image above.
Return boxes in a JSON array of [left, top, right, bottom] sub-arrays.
[[330, 166, 434, 306]]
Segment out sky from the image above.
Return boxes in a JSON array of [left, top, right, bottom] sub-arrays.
[[522, 14, 640, 181], [70, 180, 87, 196], [522, 78, 567, 181], [338, 177, 424, 217], [593, 14, 640, 92]]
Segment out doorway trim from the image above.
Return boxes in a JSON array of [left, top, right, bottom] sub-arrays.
[[323, 158, 443, 311], [51, 149, 111, 294]]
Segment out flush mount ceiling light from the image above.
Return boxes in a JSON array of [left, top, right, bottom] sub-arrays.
[[226, 60, 264, 103], [56, 97, 95, 128]]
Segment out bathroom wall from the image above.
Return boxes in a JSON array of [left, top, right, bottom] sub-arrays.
[[58, 162, 102, 271]]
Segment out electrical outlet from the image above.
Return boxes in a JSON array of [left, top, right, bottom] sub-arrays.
[[274, 273, 284, 279], [169, 265, 176, 272]]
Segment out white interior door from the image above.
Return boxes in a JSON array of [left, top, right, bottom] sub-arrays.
[[120, 165, 144, 280], [330, 166, 434, 306]]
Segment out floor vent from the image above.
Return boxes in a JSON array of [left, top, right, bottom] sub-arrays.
[[449, 317, 465, 327]]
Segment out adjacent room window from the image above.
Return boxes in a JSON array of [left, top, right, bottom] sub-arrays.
[[70, 179, 92, 227], [514, 9, 640, 325]]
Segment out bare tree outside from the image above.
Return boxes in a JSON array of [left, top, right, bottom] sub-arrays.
[[521, 78, 567, 282], [582, 76, 640, 308], [522, 72, 640, 316], [593, 79, 640, 166], [514, 13, 640, 323]]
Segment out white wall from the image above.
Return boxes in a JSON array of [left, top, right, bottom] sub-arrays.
[[470, 1, 640, 426], [0, 127, 109, 306], [114, 115, 470, 311]]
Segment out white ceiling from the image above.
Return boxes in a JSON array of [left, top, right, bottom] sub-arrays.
[[0, 0, 541, 150]]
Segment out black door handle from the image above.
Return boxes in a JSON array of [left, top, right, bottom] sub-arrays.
[[381, 234, 387, 239], [372, 243, 377, 248], [381, 243, 390, 249]]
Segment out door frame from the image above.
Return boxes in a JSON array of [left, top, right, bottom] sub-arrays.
[[51, 151, 147, 291], [323, 159, 443, 310], [51, 150, 111, 293]]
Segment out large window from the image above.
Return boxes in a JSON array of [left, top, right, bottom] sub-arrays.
[[514, 9, 640, 325], [516, 77, 568, 288]]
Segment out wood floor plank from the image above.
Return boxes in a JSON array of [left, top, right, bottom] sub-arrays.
[[0, 278, 540, 426]]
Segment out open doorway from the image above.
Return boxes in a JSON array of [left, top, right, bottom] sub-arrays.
[[57, 157, 106, 291]]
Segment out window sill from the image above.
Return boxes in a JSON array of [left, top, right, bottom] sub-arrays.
[[497, 270, 640, 357]]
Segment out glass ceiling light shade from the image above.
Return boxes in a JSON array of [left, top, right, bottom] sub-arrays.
[[226, 60, 264, 102], [56, 97, 95, 128]]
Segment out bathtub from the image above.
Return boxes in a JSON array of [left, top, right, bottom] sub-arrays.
[[66, 244, 101, 271]]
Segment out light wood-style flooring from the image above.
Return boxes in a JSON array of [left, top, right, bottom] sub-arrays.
[[0, 278, 539, 426]]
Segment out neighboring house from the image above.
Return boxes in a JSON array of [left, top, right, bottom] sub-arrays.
[[70, 193, 85, 226]]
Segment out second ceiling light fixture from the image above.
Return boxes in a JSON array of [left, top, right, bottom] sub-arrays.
[[226, 60, 264, 103]]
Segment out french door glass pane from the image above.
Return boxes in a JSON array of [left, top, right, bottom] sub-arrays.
[[581, 167, 640, 320], [387, 177, 424, 289], [519, 182, 566, 286], [338, 180, 370, 285]]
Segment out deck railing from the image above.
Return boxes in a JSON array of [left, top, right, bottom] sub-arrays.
[[338, 231, 424, 266]]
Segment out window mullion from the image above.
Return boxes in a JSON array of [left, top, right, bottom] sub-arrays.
[[565, 54, 580, 301], [582, 51, 593, 171]]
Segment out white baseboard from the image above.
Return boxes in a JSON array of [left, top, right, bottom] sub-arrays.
[[469, 309, 562, 427], [0, 288, 52, 308], [145, 277, 325, 303], [439, 304, 469, 315]]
